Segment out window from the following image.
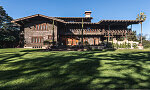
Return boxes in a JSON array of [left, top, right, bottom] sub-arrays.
[[45, 24, 48, 30], [32, 37, 43, 43], [34, 23, 48, 30], [43, 24, 45, 30], [37, 25, 40, 30], [48, 35, 52, 40], [87, 27, 91, 32], [35, 38, 37, 43], [40, 24, 43, 30], [67, 39, 72, 45], [37, 38, 40, 43], [39, 24, 41, 30], [32, 37, 35, 43]]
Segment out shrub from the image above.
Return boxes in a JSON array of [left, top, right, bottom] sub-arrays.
[[127, 43, 131, 48], [84, 41, 89, 46], [122, 43, 126, 48], [133, 43, 138, 48], [106, 42, 113, 48], [117, 37, 124, 41], [143, 40, 150, 48], [43, 40, 50, 45]]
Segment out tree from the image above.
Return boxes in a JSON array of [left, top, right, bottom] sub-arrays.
[[136, 12, 146, 45], [127, 31, 138, 41], [137, 33, 146, 41], [0, 6, 19, 48], [136, 34, 150, 48]]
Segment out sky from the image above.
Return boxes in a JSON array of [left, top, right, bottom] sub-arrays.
[[0, 0, 150, 39]]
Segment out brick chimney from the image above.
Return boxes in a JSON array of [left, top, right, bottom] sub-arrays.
[[85, 11, 92, 17]]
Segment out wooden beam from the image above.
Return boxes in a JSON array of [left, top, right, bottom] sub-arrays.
[[104, 36, 114, 37]]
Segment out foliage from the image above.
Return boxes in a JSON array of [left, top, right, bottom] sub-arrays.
[[127, 31, 138, 41], [117, 37, 124, 41], [137, 34, 146, 41], [133, 43, 138, 48], [106, 42, 113, 48], [43, 40, 51, 45], [0, 48, 150, 89], [113, 42, 133, 49], [115, 30, 137, 42], [136, 34, 150, 48], [0, 6, 19, 48], [136, 12, 146, 44], [83, 41, 89, 46], [136, 12, 146, 22], [113, 42, 119, 49], [142, 40, 150, 48]]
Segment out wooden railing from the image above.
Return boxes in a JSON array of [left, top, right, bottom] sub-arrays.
[[60, 29, 132, 35]]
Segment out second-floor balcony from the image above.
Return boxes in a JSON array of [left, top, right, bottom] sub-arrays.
[[60, 29, 132, 36]]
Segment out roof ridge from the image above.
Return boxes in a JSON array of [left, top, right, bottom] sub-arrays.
[[55, 17, 93, 18], [11, 14, 65, 23]]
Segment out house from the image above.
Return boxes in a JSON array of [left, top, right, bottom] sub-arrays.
[[12, 11, 140, 49]]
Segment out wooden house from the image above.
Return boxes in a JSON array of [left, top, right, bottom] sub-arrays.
[[12, 11, 140, 49]]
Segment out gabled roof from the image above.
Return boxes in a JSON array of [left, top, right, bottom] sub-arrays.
[[11, 14, 93, 24], [98, 20, 141, 25], [65, 20, 140, 25], [11, 14, 141, 25], [65, 22, 98, 24], [11, 14, 65, 23], [55, 17, 93, 19]]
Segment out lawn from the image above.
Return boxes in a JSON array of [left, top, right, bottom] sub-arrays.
[[0, 48, 150, 90]]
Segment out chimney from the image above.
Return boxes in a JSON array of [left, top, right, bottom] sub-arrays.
[[85, 11, 92, 17]]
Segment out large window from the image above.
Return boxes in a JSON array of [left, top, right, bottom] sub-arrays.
[[34, 23, 48, 30], [67, 39, 72, 45], [32, 37, 43, 43], [48, 35, 52, 40]]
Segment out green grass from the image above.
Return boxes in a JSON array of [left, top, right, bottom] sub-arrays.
[[0, 48, 150, 90]]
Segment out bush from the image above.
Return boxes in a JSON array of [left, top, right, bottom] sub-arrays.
[[127, 43, 131, 48], [117, 37, 124, 41], [133, 43, 138, 48], [0, 45, 2, 48], [113, 42, 136, 49], [84, 41, 89, 46], [122, 43, 126, 48], [114, 43, 119, 49], [43, 40, 50, 45], [143, 40, 150, 48], [106, 42, 113, 48]]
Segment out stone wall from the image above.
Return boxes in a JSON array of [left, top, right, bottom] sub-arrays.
[[24, 20, 57, 49]]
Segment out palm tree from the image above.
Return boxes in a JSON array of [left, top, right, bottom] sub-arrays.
[[136, 12, 146, 45]]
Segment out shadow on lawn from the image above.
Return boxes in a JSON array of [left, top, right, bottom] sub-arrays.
[[0, 50, 150, 90]]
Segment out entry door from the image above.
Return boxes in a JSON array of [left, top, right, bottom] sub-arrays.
[[76, 40, 79, 45], [67, 38, 79, 46], [94, 38, 99, 45], [67, 38, 72, 45]]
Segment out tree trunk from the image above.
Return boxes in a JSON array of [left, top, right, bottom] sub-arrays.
[[141, 23, 142, 45]]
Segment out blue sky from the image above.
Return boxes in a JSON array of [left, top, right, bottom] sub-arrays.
[[1, 0, 150, 39]]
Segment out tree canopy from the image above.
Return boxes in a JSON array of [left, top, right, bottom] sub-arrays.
[[0, 6, 19, 48]]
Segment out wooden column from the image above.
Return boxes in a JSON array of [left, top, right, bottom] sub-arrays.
[[108, 25, 110, 41], [126, 22, 128, 40], [52, 20, 55, 46], [81, 18, 84, 46]]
